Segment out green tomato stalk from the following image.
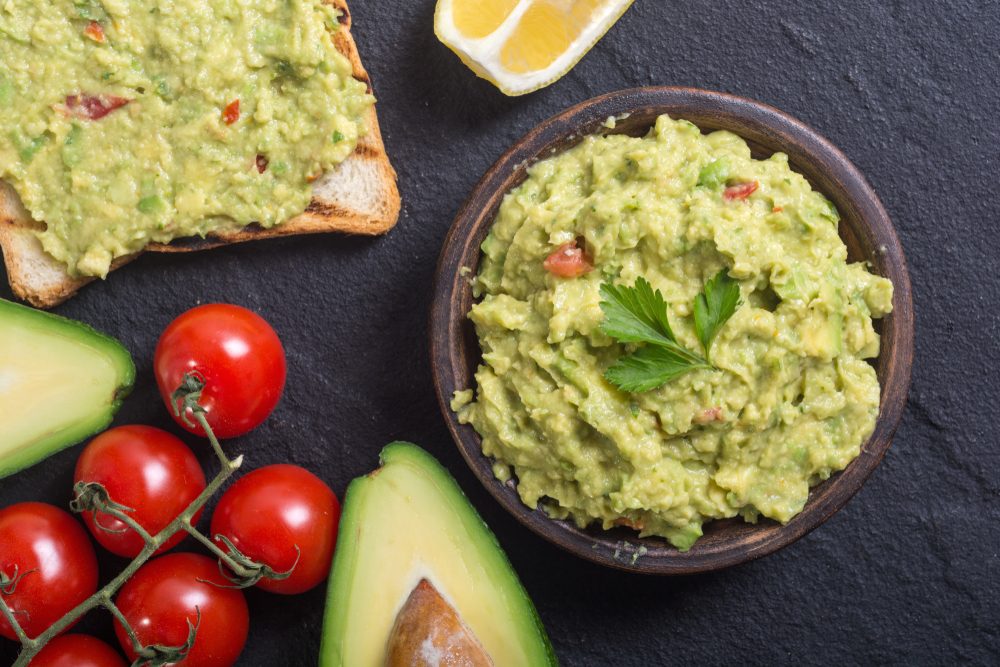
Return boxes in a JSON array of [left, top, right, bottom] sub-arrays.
[[0, 373, 295, 666]]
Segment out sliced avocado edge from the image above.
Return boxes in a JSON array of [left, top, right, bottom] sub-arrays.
[[320, 441, 557, 667], [0, 298, 135, 479]]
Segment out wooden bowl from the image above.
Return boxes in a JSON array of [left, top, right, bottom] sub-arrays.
[[430, 87, 914, 574]]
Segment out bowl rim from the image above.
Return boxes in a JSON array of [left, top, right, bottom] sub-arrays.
[[429, 86, 914, 574]]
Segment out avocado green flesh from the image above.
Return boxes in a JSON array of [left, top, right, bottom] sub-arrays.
[[321, 442, 556, 667], [0, 299, 134, 478], [0, 0, 373, 278], [454, 115, 895, 550]]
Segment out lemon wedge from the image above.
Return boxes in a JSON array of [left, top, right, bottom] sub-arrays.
[[435, 0, 635, 96]]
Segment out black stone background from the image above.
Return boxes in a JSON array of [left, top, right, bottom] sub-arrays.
[[2, 0, 998, 664]]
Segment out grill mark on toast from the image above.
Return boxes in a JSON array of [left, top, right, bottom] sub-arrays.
[[305, 200, 353, 218], [351, 142, 379, 158]]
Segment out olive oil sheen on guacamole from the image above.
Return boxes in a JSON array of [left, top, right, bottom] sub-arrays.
[[453, 115, 893, 550], [0, 0, 372, 277]]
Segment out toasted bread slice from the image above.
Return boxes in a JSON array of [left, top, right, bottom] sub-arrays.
[[0, 0, 399, 308]]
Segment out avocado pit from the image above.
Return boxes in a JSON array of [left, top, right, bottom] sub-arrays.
[[385, 579, 492, 667]]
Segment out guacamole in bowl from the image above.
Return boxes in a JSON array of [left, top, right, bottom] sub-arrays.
[[451, 113, 893, 552]]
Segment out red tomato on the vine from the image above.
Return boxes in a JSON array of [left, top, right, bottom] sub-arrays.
[[113, 553, 248, 667], [74, 426, 207, 557], [0, 503, 98, 640], [29, 634, 126, 667], [154, 304, 286, 439], [211, 464, 340, 595]]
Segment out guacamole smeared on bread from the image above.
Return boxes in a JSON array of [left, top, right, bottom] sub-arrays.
[[453, 115, 893, 550], [0, 0, 373, 277]]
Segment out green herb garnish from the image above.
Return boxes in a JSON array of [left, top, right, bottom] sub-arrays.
[[74, 0, 108, 21], [600, 272, 741, 393], [154, 76, 171, 98], [693, 270, 742, 363]]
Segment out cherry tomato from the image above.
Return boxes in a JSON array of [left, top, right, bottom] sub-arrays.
[[154, 304, 286, 439], [0, 503, 98, 640], [29, 634, 126, 667], [210, 464, 340, 595], [723, 180, 759, 200], [543, 241, 593, 278], [74, 426, 207, 558], [114, 553, 248, 667]]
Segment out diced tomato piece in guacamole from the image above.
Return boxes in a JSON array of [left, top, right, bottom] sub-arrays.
[[65, 94, 129, 120], [543, 241, 593, 278], [223, 99, 241, 125], [724, 181, 759, 200], [83, 21, 105, 43]]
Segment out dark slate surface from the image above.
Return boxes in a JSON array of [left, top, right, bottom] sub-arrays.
[[2, 0, 998, 664]]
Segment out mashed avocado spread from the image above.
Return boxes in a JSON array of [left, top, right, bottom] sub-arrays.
[[0, 0, 372, 277], [453, 115, 893, 550]]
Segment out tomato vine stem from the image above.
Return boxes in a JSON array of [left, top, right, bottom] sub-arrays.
[[0, 373, 289, 666]]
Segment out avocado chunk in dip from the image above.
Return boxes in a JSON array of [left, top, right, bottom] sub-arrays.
[[452, 115, 893, 551], [0, 0, 373, 277]]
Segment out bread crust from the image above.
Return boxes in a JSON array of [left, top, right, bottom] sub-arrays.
[[0, 0, 400, 307]]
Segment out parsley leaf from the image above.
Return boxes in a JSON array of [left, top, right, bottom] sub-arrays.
[[599, 277, 675, 347], [605, 346, 711, 393], [599, 272, 741, 393], [692, 270, 741, 362]]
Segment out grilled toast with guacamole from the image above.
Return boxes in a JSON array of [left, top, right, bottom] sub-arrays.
[[0, 0, 399, 308]]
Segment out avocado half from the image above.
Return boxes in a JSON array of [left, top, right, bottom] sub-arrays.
[[0, 298, 135, 478], [320, 442, 557, 667]]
